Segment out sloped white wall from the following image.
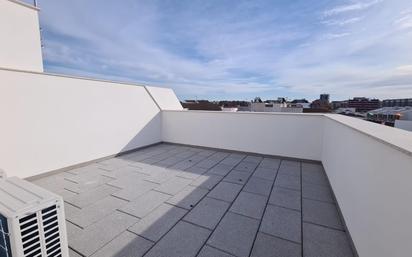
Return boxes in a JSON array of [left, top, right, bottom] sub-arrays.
[[0, 69, 162, 178], [145, 86, 183, 110], [0, 0, 43, 72]]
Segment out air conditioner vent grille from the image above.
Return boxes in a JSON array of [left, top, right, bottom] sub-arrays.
[[19, 213, 41, 257], [0, 177, 68, 257], [25, 247, 41, 257], [42, 205, 62, 257]]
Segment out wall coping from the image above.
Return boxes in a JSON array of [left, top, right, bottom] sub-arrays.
[[6, 0, 39, 11], [324, 114, 412, 158], [0, 66, 160, 89], [163, 109, 324, 117]]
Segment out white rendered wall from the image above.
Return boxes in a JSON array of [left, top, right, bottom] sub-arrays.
[[162, 110, 324, 161], [0, 0, 43, 72], [395, 120, 412, 132], [145, 86, 183, 110], [401, 110, 412, 120], [322, 115, 412, 257], [0, 69, 162, 178]]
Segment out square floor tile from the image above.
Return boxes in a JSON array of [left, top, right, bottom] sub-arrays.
[[166, 185, 209, 210], [207, 182, 242, 203], [260, 205, 301, 243], [259, 158, 281, 170], [198, 245, 235, 257], [253, 167, 278, 181], [251, 232, 301, 257], [184, 197, 230, 229], [65, 184, 119, 208], [303, 223, 354, 257], [302, 183, 334, 203], [208, 212, 260, 257], [67, 195, 128, 228], [144, 221, 211, 257], [302, 163, 329, 186], [207, 164, 234, 176], [275, 174, 301, 191], [230, 192, 267, 219], [155, 176, 192, 195], [235, 161, 259, 173], [69, 211, 138, 256], [190, 174, 223, 190], [243, 177, 273, 196], [128, 203, 187, 242], [269, 187, 301, 211], [278, 162, 300, 177], [303, 199, 343, 230], [223, 170, 252, 185], [90, 231, 153, 257], [119, 190, 171, 218]]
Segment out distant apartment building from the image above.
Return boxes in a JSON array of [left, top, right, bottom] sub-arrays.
[[291, 99, 311, 109], [249, 102, 303, 113], [218, 100, 249, 112], [331, 100, 348, 110], [382, 98, 412, 107], [250, 97, 276, 112], [309, 94, 331, 112], [250, 101, 286, 112], [243, 97, 303, 113], [320, 94, 330, 102], [347, 97, 380, 112], [219, 100, 248, 106]]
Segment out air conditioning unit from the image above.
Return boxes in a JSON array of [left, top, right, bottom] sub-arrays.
[[0, 177, 69, 257]]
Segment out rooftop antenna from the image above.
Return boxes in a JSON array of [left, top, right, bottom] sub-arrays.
[[33, 0, 37, 7]]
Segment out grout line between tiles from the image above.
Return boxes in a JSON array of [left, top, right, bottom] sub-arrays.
[[247, 159, 282, 257]]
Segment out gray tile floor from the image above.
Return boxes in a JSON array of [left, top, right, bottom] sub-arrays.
[[32, 143, 355, 257]]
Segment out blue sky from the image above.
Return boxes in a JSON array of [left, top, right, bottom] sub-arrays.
[[34, 0, 412, 101]]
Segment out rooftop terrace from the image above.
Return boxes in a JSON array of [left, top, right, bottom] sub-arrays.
[[2, 2, 412, 256], [32, 143, 353, 257]]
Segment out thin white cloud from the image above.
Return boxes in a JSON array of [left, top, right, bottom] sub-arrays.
[[321, 16, 364, 26], [323, 0, 382, 17], [394, 13, 412, 29], [395, 65, 412, 75], [322, 32, 351, 39]]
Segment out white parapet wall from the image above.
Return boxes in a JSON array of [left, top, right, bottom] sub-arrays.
[[322, 115, 412, 257], [162, 110, 324, 161], [0, 0, 43, 72], [0, 69, 170, 178], [395, 120, 412, 132]]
